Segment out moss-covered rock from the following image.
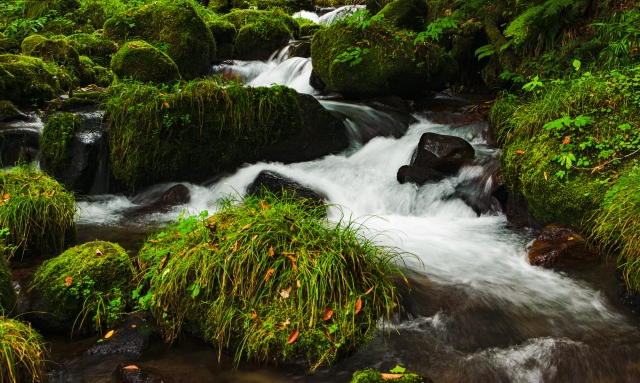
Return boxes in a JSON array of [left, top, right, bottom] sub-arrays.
[[0, 38, 20, 54], [0, 257, 16, 314], [21, 35, 81, 70], [0, 54, 73, 106], [350, 369, 427, 383], [0, 318, 47, 382], [207, 0, 230, 13], [230, 0, 313, 13], [78, 55, 112, 86], [0, 100, 23, 122], [137, 193, 403, 366], [40, 112, 83, 177], [111, 41, 180, 84], [0, 166, 76, 257], [32, 241, 134, 331], [378, 0, 429, 31], [311, 20, 457, 98], [66, 33, 118, 65], [103, 0, 216, 80], [365, 0, 394, 15], [207, 19, 236, 59], [221, 9, 300, 39], [296, 18, 325, 37], [235, 21, 292, 60]]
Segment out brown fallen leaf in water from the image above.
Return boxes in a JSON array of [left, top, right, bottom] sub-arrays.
[[355, 297, 362, 315], [381, 373, 404, 380], [322, 308, 333, 321], [104, 330, 114, 339], [121, 365, 139, 370], [131, 324, 137, 329], [287, 329, 299, 344]]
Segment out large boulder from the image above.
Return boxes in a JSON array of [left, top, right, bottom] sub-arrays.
[[21, 35, 81, 70], [411, 132, 475, 174], [311, 19, 457, 98], [103, 0, 216, 79], [111, 41, 180, 84], [378, 0, 429, 31], [528, 224, 599, 267]]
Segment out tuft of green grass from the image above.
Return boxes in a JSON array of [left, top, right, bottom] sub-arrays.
[[32, 240, 134, 333], [136, 192, 407, 368], [40, 112, 83, 177], [0, 318, 48, 383], [0, 166, 76, 258], [350, 368, 426, 383]]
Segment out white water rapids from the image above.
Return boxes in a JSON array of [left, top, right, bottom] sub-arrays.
[[76, 45, 640, 382]]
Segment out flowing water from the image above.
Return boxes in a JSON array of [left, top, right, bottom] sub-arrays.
[[55, 44, 640, 382]]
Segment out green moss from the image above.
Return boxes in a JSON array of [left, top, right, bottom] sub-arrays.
[[365, 0, 394, 15], [20, 35, 49, 56], [63, 90, 109, 109], [207, 0, 230, 13], [0, 166, 76, 257], [32, 240, 134, 331], [103, 0, 216, 80], [0, 54, 73, 107], [0, 257, 16, 314], [66, 33, 118, 66], [230, 0, 313, 13], [0, 100, 21, 122], [235, 20, 292, 60], [111, 40, 180, 84], [311, 20, 457, 98], [0, 38, 20, 54], [378, 0, 429, 31], [221, 9, 300, 39], [105, 78, 304, 190], [0, 318, 48, 383], [41, 112, 83, 177], [351, 369, 426, 383], [207, 19, 236, 59], [137, 193, 405, 367], [78, 55, 112, 87], [296, 18, 325, 37], [21, 35, 81, 70]]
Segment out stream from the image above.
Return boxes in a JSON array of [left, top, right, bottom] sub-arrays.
[[10, 10, 640, 382]]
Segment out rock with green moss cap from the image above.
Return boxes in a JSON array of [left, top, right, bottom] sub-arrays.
[[0, 166, 76, 257], [311, 20, 457, 98], [350, 369, 428, 383], [207, 0, 230, 13], [365, 0, 393, 15], [111, 41, 180, 84], [78, 55, 112, 86], [0, 54, 74, 106], [103, 0, 215, 80], [221, 9, 300, 39], [21, 35, 81, 70], [66, 33, 118, 65], [0, 257, 16, 314], [32, 240, 134, 332], [207, 19, 236, 60], [378, 0, 429, 31], [297, 18, 325, 37], [0, 38, 20, 54], [0, 100, 26, 122], [235, 21, 292, 60], [231, 0, 313, 13]]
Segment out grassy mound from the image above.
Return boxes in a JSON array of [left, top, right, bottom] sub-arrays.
[[351, 369, 426, 383], [41, 112, 83, 177], [111, 41, 180, 84], [137, 193, 405, 367], [0, 166, 76, 257], [0, 318, 48, 383], [105, 79, 303, 190], [32, 240, 134, 332]]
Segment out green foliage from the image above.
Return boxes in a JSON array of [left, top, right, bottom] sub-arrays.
[[591, 8, 640, 69], [136, 193, 406, 368], [110, 40, 181, 84], [474, 44, 495, 60], [41, 112, 83, 176], [377, 0, 429, 32], [105, 78, 304, 189], [0, 244, 17, 314], [220, 8, 300, 39], [65, 32, 118, 66], [350, 368, 425, 383], [333, 46, 370, 67], [0, 166, 76, 257], [0, 318, 48, 383], [32, 240, 134, 332]]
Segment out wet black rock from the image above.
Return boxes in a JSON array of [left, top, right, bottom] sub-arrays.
[[159, 184, 190, 205], [505, 193, 545, 230], [397, 165, 446, 186], [454, 157, 504, 216], [291, 40, 311, 58], [85, 312, 158, 355], [309, 70, 326, 92], [16, 279, 66, 334], [247, 170, 325, 202], [112, 364, 167, 383], [0, 126, 39, 166], [528, 223, 599, 268], [411, 132, 475, 174], [363, 95, 414, 114], [619, 288, 640, 316]]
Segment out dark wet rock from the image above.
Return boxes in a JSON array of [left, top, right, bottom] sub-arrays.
[[0, 121, 40, 167], [505, 193, 545, 230], [454, 157, 504, 216], [292, 40, 311, 58], [112, 364, 168, 383], [411, 132, 475, 174], [16, 279, 66, 334], [247, 170, 325, 202], [315, 6, 335, 16], [0, 100, 28, 122], [159, 184, 190, 205], [528, 224, 599, 268], [310, 70, 326, 92], [490, 168, 508, 211], [414, 95, 491, 128], [397, 165, 446, 186], [619, 288, 640, 316], [85, 312, 158, 356], [363, 95, 414, 114], [379, 0, 429, 31]]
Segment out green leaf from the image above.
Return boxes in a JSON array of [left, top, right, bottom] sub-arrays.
[[390, 365, 406, 374], [573, 59, 581, 71]]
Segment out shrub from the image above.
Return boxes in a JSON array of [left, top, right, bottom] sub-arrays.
[[32, 240, 134, 332], [136, 193, 406, 368], [0, 318, 48, 383], [0, 166, 76, 257]]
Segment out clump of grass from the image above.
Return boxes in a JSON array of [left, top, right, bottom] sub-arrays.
[[136, 192, 406, 368], [0, 166, 76, 257], [40, 112, 82, 176], [591, 166, 640, 292], [0, 249, 17, 314], [350, 368, 426, 383], [32, 240, 134, 333], [0, 318, 48, 383]]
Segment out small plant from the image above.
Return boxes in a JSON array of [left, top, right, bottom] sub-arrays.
[[0, 318, 48, 383], [333, 46, 370, 67]]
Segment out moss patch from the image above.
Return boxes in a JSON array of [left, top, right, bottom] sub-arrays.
[[351, 369, 426, 383], [235, 21, 292, 60], [21, 35, 81, 70], [207, 19, 236, 59], [221, 9, 300, 39], [311, 19, 457, 98], [0, 166, 76, 257], [66, 33, 118, 66], [0, 318, 48, 383], [32, 241, 134, 331], [0, 100, 22, 122], [297, 18, 325, 37], [103, 0, 216, 80], [137, 193, 404, 367], [78, 55, 112, 87], [378, 0, 429, 31], [111, 40, 180, 84], [0, 38, 20, 54], [41, 112, 83, 177]]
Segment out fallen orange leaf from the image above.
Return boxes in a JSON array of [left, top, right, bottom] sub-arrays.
[[131, 324, 137, 329], [287, 329, 299, 344], [233, 240, 239, 251], [104, 330, 114, 339], [355, 297, 362, 315], [163, 102, 169, 107], [381, 373, 404, 380], [265, 269, 275, 282], [121, 365, 139, 370], [251, 312, 257, 320], [543, 172, 548, 181], [562, 136, 571, 145], [516, 150, 524, 155], [288, 255, 297, 271], [259, 201, 270, 209], [269, 246, 275, 257], [64, 276, 73, 287], [322, 308, 333, 321], [2, 194, 8, 200]]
